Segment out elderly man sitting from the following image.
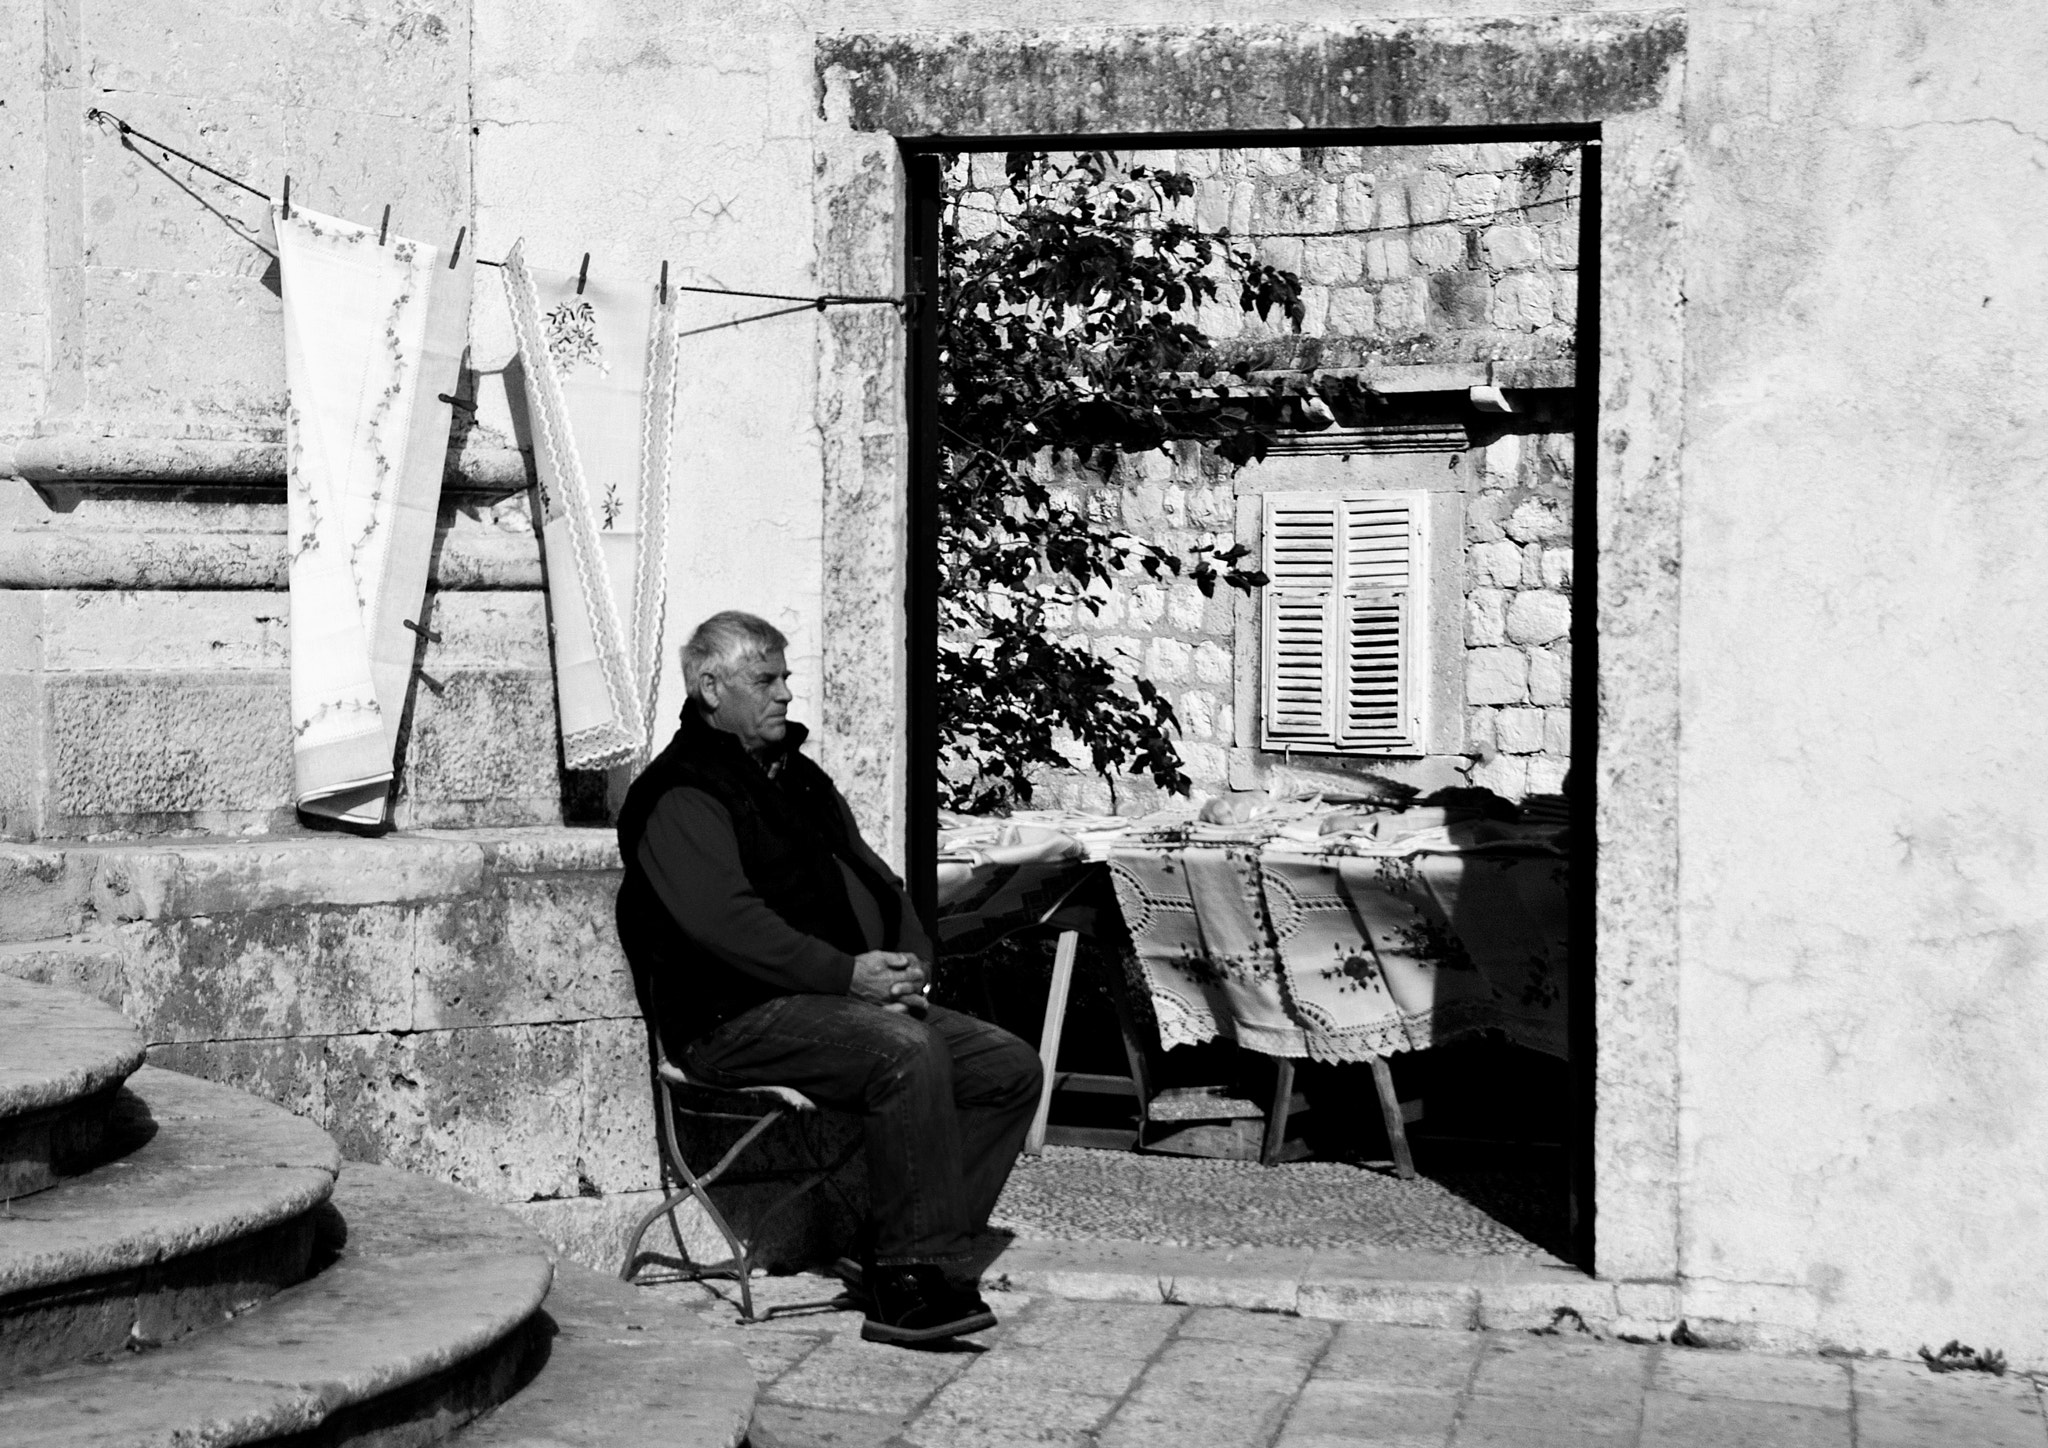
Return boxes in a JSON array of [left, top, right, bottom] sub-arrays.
[[615, 610, 1042, 1344]]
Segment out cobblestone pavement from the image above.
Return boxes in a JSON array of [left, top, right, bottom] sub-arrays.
[[640, 1275, 2048, 1448], [992, 1146, 1562, 1257]]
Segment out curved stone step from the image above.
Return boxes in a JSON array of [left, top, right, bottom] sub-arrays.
[[0, 974, 147, 1199], [0, 1066, 339, 1381], [1, 1162, 556, 1448], [453, 1262, 756, 1448]]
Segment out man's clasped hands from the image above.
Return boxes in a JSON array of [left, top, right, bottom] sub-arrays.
[[850, 950, 931, 1016]]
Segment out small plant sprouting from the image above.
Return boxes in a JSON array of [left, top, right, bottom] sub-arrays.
[[1919, 1340, 2008, 1376], [1157, 1277, 1186, 1306]]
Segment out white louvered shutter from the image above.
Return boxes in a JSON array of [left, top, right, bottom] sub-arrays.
[[1339, 495, 1422, 750], [1261, 491, 1428, 753], [1261, 496, 1339, 745]]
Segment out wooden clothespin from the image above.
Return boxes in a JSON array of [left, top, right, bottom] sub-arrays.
[[658, 260, 668, 306], [281, 175, 291, 220], [449, 225, 465, 267], [378, 204, 391, 245], [576, 253, 590, 295]]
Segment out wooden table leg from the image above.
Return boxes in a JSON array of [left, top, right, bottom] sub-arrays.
[[1024, 929, 1080, 1156], [1259, 1058, 1297, 1166], [1368, 1053, 1416, 1179]]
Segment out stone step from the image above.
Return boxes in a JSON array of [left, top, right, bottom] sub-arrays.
[[0, 1162, 557, 1448], [0, 974, 147, 1199], [453, 1263, 756, 1448], [0, 1066, 340, 1381]]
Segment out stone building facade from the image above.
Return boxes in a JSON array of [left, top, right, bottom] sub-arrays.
[[5, 0, 2048, 1370]]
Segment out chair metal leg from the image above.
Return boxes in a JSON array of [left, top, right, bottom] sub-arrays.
[[622, 1081, 868, 1324]]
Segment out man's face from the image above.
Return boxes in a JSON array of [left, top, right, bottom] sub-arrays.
[[703, 648, 793, 754]]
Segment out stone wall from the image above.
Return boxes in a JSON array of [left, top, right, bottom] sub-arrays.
[[958, 142, 1578, 808], [0, 827, 854, 1269]]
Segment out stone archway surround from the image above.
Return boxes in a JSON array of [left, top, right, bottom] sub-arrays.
[[807, 12, 1685, 1294]]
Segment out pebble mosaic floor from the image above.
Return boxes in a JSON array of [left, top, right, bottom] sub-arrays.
[[989, 1146, 1566, 1258]]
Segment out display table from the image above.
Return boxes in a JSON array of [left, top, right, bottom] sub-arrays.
[[935, 808, 1572, 1173]]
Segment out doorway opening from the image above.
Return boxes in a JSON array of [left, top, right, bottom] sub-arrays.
[[906, 132, 1598, 1270]]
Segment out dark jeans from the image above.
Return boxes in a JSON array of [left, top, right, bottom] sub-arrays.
[[681, 995, 1043, 1267]]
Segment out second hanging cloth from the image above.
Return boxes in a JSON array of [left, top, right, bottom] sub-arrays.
[[501, 242, 679, 771]]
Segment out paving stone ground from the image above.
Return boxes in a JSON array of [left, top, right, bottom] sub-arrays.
[[637, 1274, 2048, 1448]]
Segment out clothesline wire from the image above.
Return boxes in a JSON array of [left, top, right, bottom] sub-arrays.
[[83, 107, 903, 310], [943, 188, 1581, 242]]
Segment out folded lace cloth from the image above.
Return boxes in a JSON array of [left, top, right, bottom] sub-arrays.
[[501, 243, 678, 770], [276, 204, 473, 826]]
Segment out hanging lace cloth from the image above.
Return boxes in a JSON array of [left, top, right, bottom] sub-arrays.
[[500, 241, 678, 771], [276, 203, 474, 826]]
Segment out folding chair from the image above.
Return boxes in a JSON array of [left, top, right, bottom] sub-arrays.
[[617, 1008, 862, 1324]]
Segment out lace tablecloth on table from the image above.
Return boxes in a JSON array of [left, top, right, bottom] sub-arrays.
[[937, 806, 1569, 1063], [1106, 828, 1569, 1062]]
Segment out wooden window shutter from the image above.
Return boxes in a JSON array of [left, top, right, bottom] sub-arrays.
[[1261, 491, 1428, 754], [1261, 495, 1339, 745]]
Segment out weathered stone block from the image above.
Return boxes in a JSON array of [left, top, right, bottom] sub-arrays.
[[1544, 707, 1573, 756], [1427, 272, 1492, 329], [413, 872, 635, 1029], [1451, 172, 1504, 219], [1506, 590, 1572, 645], [1528, 646, 1569, 707], [1504, 498, 1570, 543], [1493, 272, 1556, 329], [1482, 225, 1543, 270], [1467, 752, 1528, 800], [1363, 235, 1410, 281], [574, 1016, 658, 1195], [1409, 225, 1462, 272], [1466, 648, 1528, 705], [1377, 279, 1428, 335], [324, 1024, 588, 1203], [116, 900, 418, 1040], [1301, 235, 1360, 284], [1145, 637, 1191, 683], [1326, 286, 1373, 334], [1465, 588, 1507, 646], [1470, 541, 1524, 589], [1405, 170, 1451, 224], [1495, 707, 1546, 755], [46, 671, 295, 831]]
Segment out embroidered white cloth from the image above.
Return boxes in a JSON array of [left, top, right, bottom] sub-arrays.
[[276, 204, 473, 826], [500, 244, 678, 770], [1106, 827, 1570, 1062]]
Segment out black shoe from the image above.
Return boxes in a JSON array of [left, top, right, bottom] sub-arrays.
[[859, 1264, 997, 1345]]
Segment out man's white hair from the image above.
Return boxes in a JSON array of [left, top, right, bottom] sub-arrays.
[[681, 611, 788, 702]]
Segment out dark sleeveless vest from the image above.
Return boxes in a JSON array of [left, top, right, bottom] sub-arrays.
[[615, 706, 903, 1052]]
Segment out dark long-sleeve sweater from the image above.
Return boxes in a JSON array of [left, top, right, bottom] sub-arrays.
[[633, 783, 933, 999]]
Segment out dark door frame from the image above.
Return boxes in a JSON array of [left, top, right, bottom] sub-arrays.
[[904, 127, 1600, 1269]]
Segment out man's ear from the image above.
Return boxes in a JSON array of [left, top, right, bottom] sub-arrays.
[[696, 671, 723, 710]]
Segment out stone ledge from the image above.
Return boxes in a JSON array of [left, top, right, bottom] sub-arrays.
[[8, 434, 531, 491], [0, 527, 543, 590], [979, 1237, 1644, 1336], [0, 826, 621, 938]]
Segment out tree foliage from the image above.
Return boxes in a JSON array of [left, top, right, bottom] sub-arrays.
[[936, 150, 1304, 812]]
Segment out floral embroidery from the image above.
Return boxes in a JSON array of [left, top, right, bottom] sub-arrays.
[[543, 298, 607, 375]]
